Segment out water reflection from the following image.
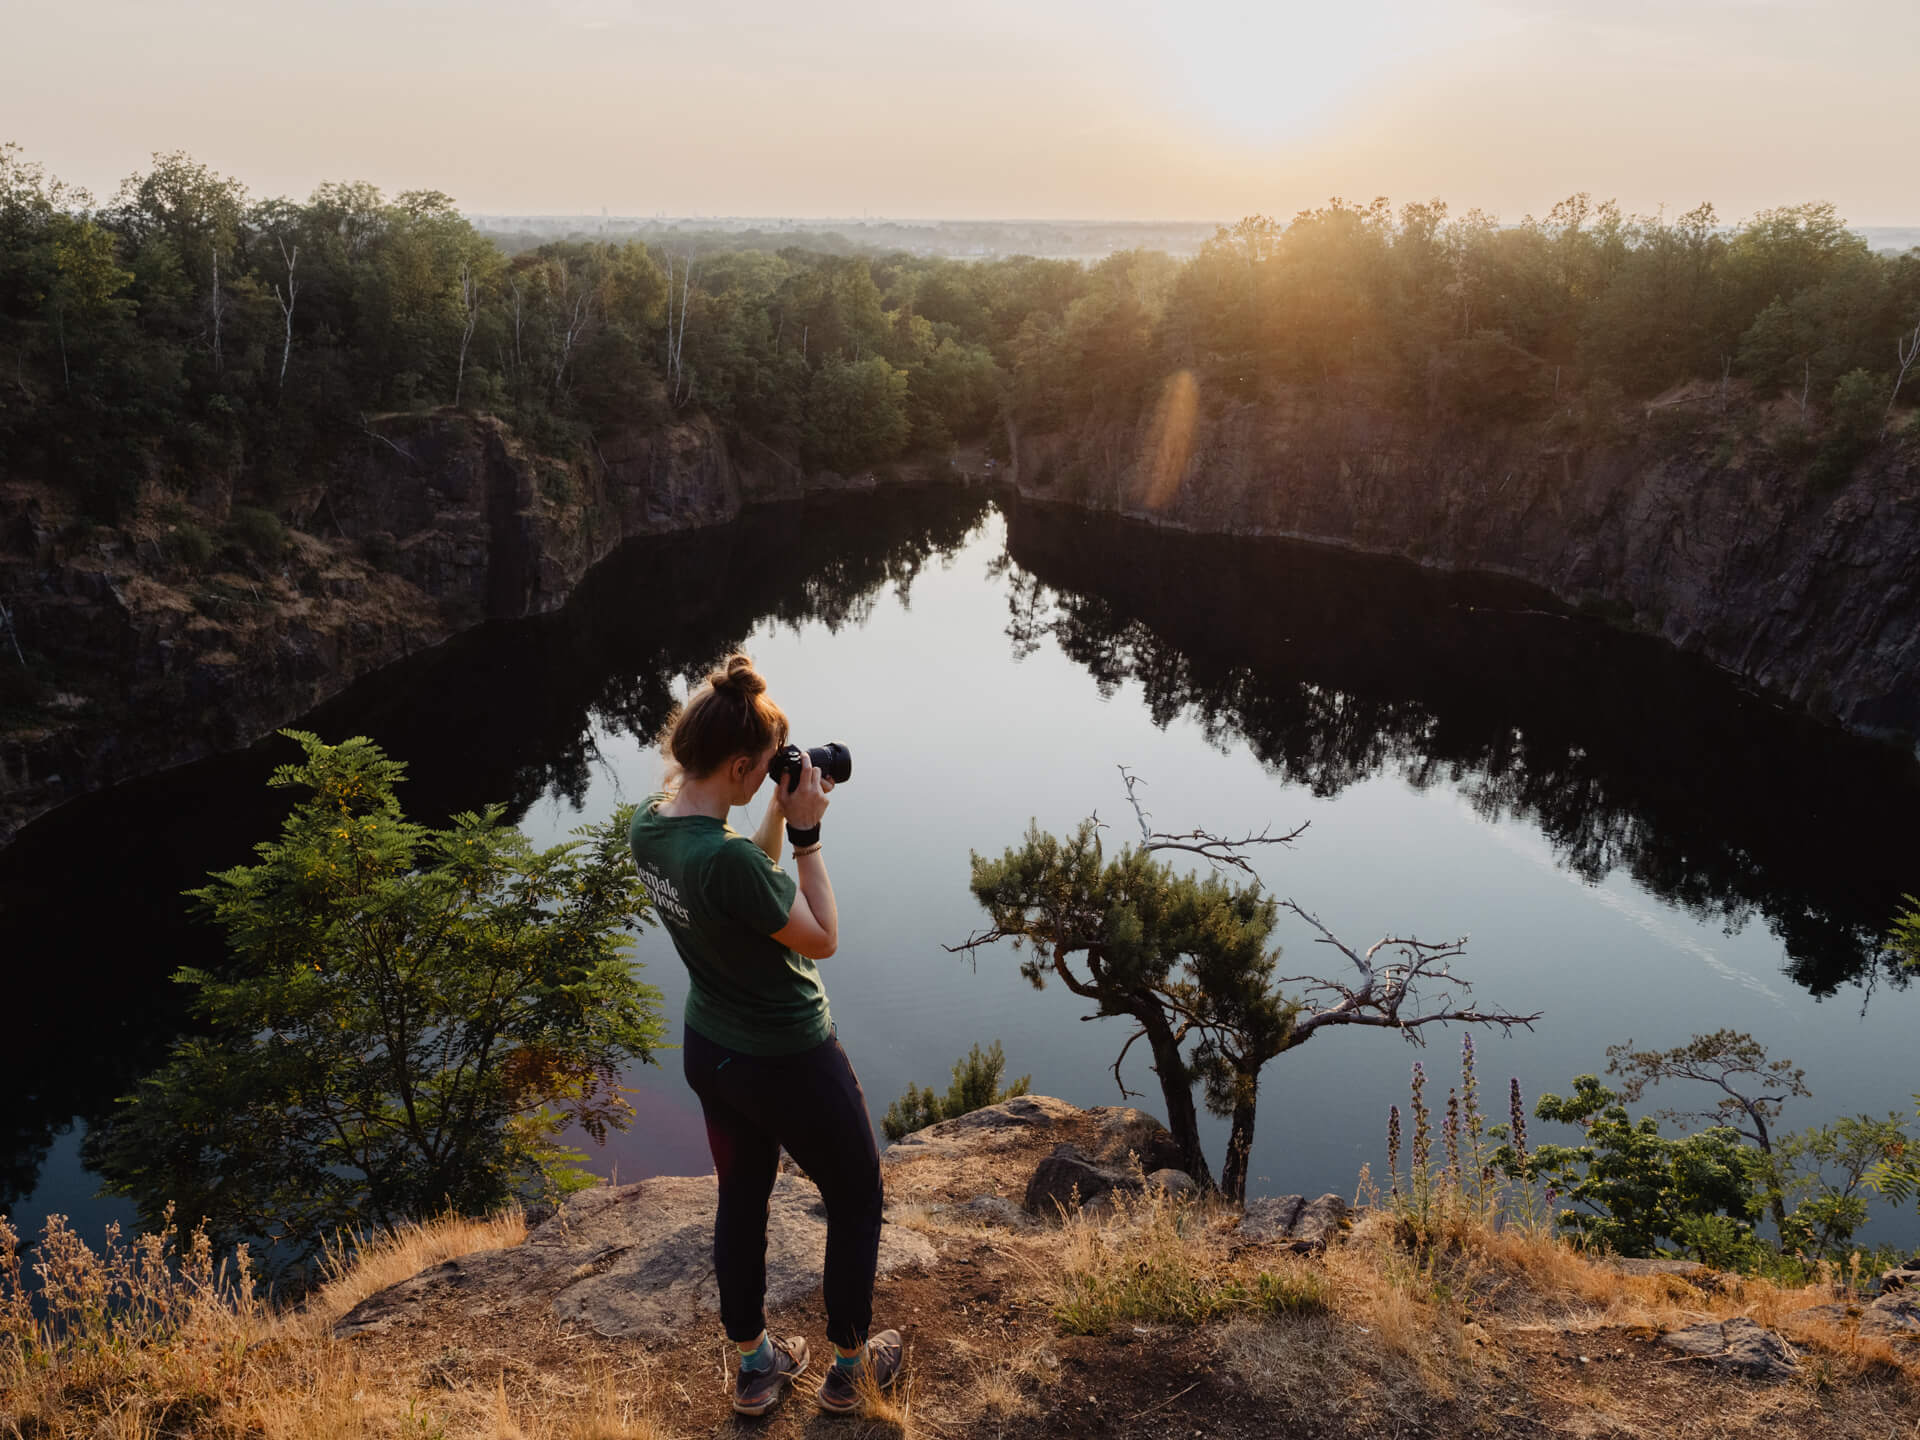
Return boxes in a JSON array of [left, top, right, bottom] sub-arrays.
[[2, 483, 1913, 1223], [0, 486, 994, 1215], [1002, 501, 1917, 999]]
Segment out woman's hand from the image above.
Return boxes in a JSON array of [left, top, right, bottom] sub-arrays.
[[771, 750, 833, 830]]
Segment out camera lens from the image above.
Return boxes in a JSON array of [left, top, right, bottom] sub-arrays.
[[808, 743, 853, 784]]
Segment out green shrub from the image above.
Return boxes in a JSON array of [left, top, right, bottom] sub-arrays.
[[1644, 405, 1705, 454], [1867, 1092, 1920, 1209], [1770, 419, 1817, 462], [171, 522, 216, 571], [85, 731, 667, 1279], [882, 1040, 1029, 1141], [227, 506, 286, 563], [0, 648, 47, 725], [1809, 368, 1884, 489], [360, 530, 402, 573], [1506, 1075, 1764, 1259], [1890, 895, 1920, 974]]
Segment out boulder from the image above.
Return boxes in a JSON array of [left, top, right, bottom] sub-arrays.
[[1875, 1256, 1920, 1294], [1024, 1144, 1143, 1218], [881, 1094, 1082, 1165], [1659, 1317, 1798, 1380], [333, 1172, 935, 1342], [1287, 1195, 1351, 1253], [1085, 1106, 1186, 1173], [1237, 1193, 1349, 1252], [1608, 1257, 1721, 1291], [1865, 1292, 1920, 1334], [957, 1195, 1035, 1229], [1237, 1195, 1307, 1244], [1793, 1294, 1920, 1337], [1145, 1169, 1197, 1200]]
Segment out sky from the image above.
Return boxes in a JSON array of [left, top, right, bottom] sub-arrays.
[[5, 0, 1915, 224]]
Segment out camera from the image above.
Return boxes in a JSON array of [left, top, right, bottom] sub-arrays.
[[768, 742, 852, 792]]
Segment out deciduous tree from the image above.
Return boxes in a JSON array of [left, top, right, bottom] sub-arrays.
[[86, 732, 666, 1277]]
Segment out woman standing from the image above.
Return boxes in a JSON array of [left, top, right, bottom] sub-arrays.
[[628, 653, 900, 1417]]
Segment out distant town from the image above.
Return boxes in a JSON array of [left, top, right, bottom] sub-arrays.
[[470, 215, 1234, 260], [470, 213, 1920, 261]]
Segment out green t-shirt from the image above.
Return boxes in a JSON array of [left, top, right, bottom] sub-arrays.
[[629, 793, 831, 1056]]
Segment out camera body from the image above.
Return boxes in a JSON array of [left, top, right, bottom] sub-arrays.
[[768, 742, 853, 793]]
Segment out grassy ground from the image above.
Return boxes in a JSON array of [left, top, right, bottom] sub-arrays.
[[4, 1185, 1917, 1439]]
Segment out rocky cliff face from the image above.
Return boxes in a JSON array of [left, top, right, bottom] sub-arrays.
[[8, 393, 1915, 847], [1011, 396, 1920, 743], [0, 410, 881, 847]]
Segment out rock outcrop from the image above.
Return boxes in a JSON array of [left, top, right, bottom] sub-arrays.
[[12, 391, 1916, 847], [332, 1095, 1244, 1342], [1023, 1144, 1144, 1217], [1237, 1193, 1351, 1253], [334, 1172, 936, 1343], [0, 410, 930, 846], [1659, 1316, 1800, 1380], [1789, 1255, 1920, 1338], [1011, 397, 1920, 744]]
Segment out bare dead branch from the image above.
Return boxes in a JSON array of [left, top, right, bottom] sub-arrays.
[[453, 258, 479, 407], [942, 926, 1019, 970], [1, 598, 24, 667], [1277, 897, 1539, 1043], [356, 414, 417, 465], [272, 236, 299, 389], [1117, 765, 1308, 875], [1111, 1026, 1147, 1100], [1889, 318, 1920, 435]]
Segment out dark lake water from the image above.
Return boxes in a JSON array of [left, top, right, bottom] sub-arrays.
[[5, 486, 1918, 1249]]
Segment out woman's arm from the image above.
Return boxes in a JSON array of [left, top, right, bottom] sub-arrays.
[[772, 856, 837, 959], [767, 752, 837, 960]]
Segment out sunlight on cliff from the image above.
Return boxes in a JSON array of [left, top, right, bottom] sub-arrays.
[[1139, 369, 1199, 512]]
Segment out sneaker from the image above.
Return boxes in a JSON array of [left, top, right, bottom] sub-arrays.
[[734, 1335, 810, 1416], [815, 1329, 903, 1415]]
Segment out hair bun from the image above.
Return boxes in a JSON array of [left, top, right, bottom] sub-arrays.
[[710, 652, 766, 699]]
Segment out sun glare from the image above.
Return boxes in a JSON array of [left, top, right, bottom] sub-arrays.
[[1132, 0, 1447, 143]]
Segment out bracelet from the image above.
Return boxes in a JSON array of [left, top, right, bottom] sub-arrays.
[[785, 822, 821, 848], [791, 842, 823, 858]]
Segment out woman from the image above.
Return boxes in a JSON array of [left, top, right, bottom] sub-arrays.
[[628, 653, 900, 1418]]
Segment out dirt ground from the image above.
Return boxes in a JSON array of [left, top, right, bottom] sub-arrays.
[[327, 1107, 1920, 1440]]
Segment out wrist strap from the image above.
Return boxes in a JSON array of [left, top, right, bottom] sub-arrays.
[[791, 842, 822, 858], [786, 822, 821, 848]]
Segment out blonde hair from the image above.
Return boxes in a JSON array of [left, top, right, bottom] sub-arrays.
[[660, 653, 789, 785]]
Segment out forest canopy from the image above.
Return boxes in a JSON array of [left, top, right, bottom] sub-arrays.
[[3, 143, 1917, 521]]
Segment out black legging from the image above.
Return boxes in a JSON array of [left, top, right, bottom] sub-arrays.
[[682, 1023, 884, 1349]]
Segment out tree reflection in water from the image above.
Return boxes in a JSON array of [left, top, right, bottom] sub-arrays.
[[4, 484, 1913, 1221], [0, 486, 994, 1216], [1001, 500, 1917, 1002]]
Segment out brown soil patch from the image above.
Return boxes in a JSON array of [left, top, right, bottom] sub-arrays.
[[325, 1210, 1920, 1440]]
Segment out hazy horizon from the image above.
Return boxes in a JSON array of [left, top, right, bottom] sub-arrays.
[[6, 0, 1918, 227]]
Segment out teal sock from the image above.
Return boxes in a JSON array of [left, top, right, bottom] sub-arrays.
[[833, 1344, 865, 1371], [738, 1334, 773, 1372]]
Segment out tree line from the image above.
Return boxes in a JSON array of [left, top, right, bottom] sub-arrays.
[[4, 144, 1919, 527]]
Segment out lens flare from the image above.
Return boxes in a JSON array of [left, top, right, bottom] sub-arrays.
[[1139, 369, 1199, 511]]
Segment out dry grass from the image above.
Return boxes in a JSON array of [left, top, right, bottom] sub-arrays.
[[1048, 1184, 1331, 1335], [951, 1337, 1059, 1426], [1055, 1174, 1919, 1436], [471, 1368, 669, 1440], [308, 1210, 528, 1330], [1349, 1189, 1920, 1394], [0, 1208, 619, 1440], [5, 1178, 1917, 1440], [845, 1360, 919, 1438]]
